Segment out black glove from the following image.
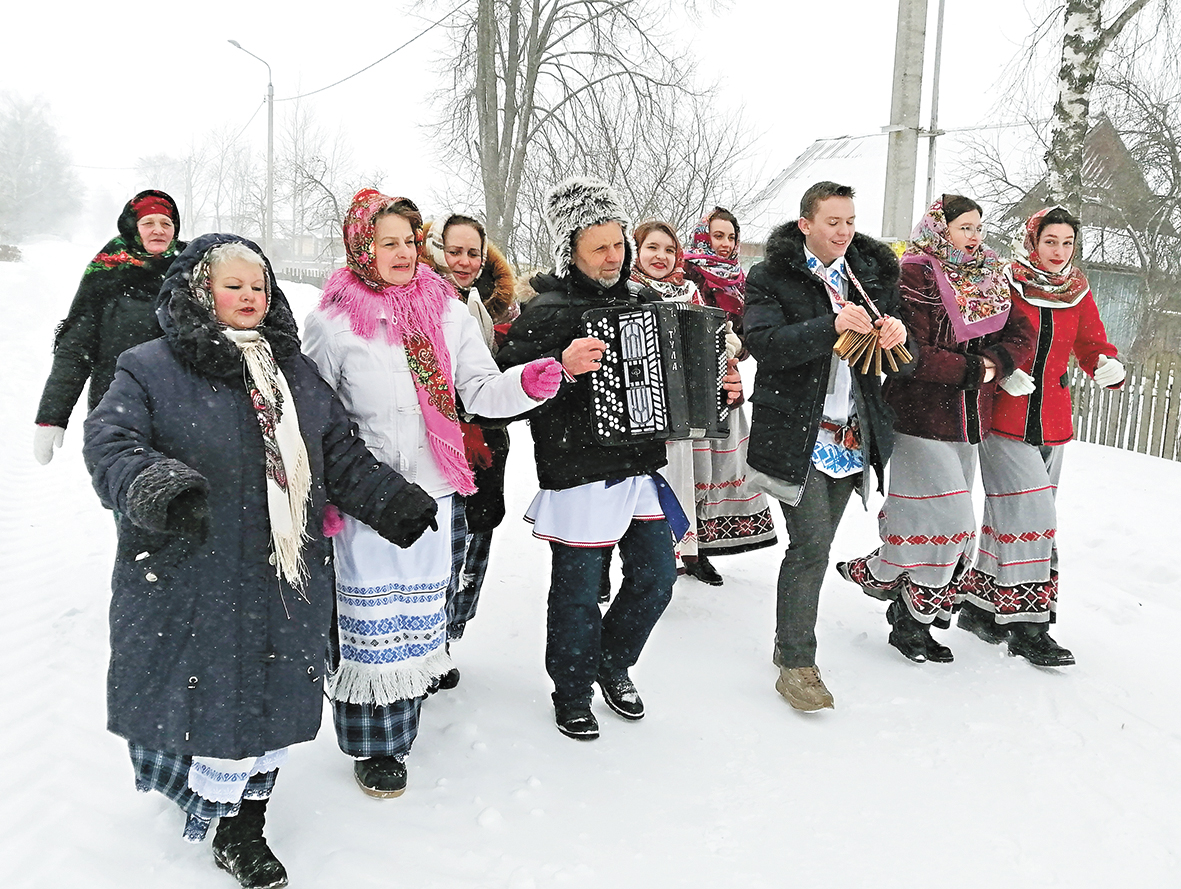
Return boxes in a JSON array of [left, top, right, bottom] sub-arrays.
[[376, 483, 439, 548], [166, 488, 211, 544]]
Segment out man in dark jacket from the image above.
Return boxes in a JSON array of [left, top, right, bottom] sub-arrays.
[[744, 181, 915, 712], [497, 178, 688, 741]]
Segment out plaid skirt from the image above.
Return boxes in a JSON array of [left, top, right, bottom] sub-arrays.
[[127, 743, 279, 842]]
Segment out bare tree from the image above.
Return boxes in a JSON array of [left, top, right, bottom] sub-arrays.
[[504, 80, 760, 267], [428, 0, 698, 259], [0, 95, 80, 243]]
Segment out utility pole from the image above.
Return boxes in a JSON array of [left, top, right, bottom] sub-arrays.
[[924, 0, 947, 209], [881, 0, 928, 240], [229, 40, 274, 259]]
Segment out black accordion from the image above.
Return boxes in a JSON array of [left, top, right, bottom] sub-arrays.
[[582, 302, 731, 445]]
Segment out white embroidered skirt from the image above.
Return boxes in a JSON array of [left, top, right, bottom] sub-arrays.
[[328, 495, 455, 705]]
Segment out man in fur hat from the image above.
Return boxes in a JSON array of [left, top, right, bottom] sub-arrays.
[[744, 181, 915, 712], [498, 177, 735, 740]]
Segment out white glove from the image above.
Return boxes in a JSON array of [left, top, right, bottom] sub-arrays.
[[33, 425, 65, 465], [725, 330, 742, 360], [999, 368, 1037, 397], [1093, 354, 1126, 388]]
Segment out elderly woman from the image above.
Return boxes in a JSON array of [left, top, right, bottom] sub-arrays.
[[420, 213, 518, 685], [303, 190, 561, 798], [837, 195, 1034, 663], [961, 206, 1124, 666], [680, 207, 778, 584], [36, 189, 185, 464], [84, 234, 437, 889]]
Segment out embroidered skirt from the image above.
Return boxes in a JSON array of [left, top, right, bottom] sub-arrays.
[[328, 495, 456, 706], [861, 434, 978, 625], [692, 407, 778, 556], [969, 435, 1062, 623]]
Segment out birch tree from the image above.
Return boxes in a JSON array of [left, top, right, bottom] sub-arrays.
[[1046, 0, 1156, 212]]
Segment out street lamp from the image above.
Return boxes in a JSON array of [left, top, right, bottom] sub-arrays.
[[229, 39, 274, 259]]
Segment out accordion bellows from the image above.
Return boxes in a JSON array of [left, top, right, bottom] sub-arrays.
[[583, 303, 731, 445]]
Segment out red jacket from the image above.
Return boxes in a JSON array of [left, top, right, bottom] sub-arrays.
[[991, 289, 1118, 446]]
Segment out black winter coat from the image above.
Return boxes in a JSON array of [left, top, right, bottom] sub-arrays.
[[37, 190, 187, 427], [744, 223, 915, 495], [497, 264, 667, 490], [84, 234, 435, 759]]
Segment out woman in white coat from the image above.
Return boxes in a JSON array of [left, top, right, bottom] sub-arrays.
[[303, 190, 561, 798]]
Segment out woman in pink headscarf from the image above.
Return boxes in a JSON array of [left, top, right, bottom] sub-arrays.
[[303, 190, 561, 799]]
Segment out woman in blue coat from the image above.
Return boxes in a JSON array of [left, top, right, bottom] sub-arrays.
[[83, 234, 437, 889]]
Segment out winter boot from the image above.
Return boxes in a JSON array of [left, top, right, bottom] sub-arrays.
[[554, 704, 599, 740], [597, 672, 645, 720], [211, 798, 288, 889], [438, 641, 460, 690], [683, 554, 723, 586], [957, 600, 1007, 645], [886, 599, 930, 663], [1007, 623, 1075, 667], [353, 756, 407, 798]]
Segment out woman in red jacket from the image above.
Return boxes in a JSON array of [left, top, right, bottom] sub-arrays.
[[838, 196, 1034, 663], [958, 206, 1124, 666]]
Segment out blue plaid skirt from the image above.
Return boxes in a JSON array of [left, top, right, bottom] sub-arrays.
[[127, 743, 278, 842]]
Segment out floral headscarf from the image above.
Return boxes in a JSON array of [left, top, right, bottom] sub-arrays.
[[683, 212, 745, 318], [342, 188, 426, 290], [84, 189, 182, 277], [902, 198, 1010, 342], [1006, 206, 1091, 309], [320, 189, 476, 496]]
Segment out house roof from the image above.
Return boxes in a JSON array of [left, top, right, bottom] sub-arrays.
[[742, 134, 890, 245], [1004, 117, 1177, 238]]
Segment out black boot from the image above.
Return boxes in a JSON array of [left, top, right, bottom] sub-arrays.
[[1008, 623, 1075, 667], [957, 600, 1007, 645], [886, 599, 930, 663], [683, 554, 723, 586], [212, 798, 288, 889], [353, 756, 407, 798]]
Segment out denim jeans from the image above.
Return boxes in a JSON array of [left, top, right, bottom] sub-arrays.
[[775, 466, 859, 668], [546, 518, 676, 708]]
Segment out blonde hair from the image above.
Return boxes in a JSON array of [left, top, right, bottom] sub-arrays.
[[207, 241, 267, 274]]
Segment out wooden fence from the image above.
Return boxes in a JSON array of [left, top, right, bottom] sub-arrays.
[[277, 267, 328, 288], [1069, 351, 1181, 461]]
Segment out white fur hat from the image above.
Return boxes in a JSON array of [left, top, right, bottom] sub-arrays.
[[545, 177, 630, 277]]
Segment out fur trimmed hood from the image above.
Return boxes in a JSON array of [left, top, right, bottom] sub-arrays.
[[762, 221, 900, 292], [545, 177, 631, 278], [420, 219, 518, 324], [155, 233, 301, 378]]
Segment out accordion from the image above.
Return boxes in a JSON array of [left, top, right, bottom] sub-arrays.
[[582, 302, 731, 445]]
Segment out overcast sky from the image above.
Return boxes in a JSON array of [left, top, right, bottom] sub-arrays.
[[3, 0, 1046, 236]]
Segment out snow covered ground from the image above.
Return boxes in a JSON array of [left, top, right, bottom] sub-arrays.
[[2, 240, 1179, 888]]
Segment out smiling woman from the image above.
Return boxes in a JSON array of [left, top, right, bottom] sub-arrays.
[[82, 233, 439, 888]]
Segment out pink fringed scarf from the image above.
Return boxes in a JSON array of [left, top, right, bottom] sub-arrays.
[[319, 266, 476, 495]]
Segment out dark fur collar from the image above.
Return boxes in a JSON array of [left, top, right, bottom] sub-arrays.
[[762, 221, 900, 289], [156, 234, 302, 379]]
